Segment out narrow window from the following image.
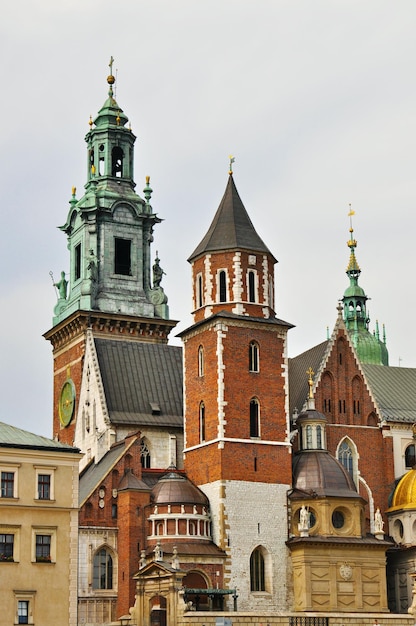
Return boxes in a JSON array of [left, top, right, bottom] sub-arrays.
[[200, 402, 206, 442], [197, 274, 203, 308], [75, 243, 81, 281], [249, 341, 259, 372], [114, 238, 131, 275], [405, 444, 416, 468], [38, 474, 51, 500], [248, 270, 256, 302], [250, 398, 260, 438], [1, 471, 14, 497], [198, 345, 204, 377], [18, 601, 29, 624], [36, 534, 51, 561], [306, 425, 312, 448], [254, 457, 257, 472], [250, 547, 265, 591], [0, 534, 14, 560], [316, 425, 322, 449], [93, 549, 113, 589], [98, 143, 105, 175], [111, 146, 123, 177], [112, 504, 118, 519], [219, 270, 227, 302]]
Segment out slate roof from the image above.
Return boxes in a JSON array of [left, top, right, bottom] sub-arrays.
[[361, 364, 416, 423], [95, 339, 183, 428], [0, 421, 79, 453], [188, 175, 275, 262], [288, 340, 329, 417]]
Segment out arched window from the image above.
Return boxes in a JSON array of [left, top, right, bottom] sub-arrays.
[[249, 341, 259, 372], [198, 346, 204, 377], [111, 146, 123, 177], [140, 438, 151, 469], [406, 444, 416, 468], [196, 274, 203, 308], [199, 402, 206, 442], [248, 270, 256, 303], [93, 548, 113, 589], [338, 440, 353, 477], [219, 270, 227, 303], [250, 398, 260, 438], [250, 547, 265, 591]]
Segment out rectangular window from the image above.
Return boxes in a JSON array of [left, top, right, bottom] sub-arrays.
[[1, 471, 14, 497], [0, 533, 14, 560], [114, 238, 131, 275], [36, 534, 51, 561], [37, 474, 51, 500], [18, 600, 29, 624], [75, 243, 81, 281]]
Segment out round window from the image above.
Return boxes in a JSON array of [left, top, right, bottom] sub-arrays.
[[309, 510, 316, 528], [332, 509, 345, 529], [393, 519, 404, 542]]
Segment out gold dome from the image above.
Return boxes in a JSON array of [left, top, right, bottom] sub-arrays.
[[390, 469, 416, 510]]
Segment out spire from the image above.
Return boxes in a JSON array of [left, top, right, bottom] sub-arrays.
[[188, 173, 275, 262], [341, 208, 389, 365]]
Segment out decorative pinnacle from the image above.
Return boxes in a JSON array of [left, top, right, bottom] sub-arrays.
[[89, 114, 93, 128], [306, 367, 314, 399], [346, 205, 360, 274], [143, 176, 153, 205], [229, 155, 235, 175]]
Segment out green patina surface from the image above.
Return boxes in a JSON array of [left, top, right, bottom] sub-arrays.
[[53, 61, 169, 326], [342, 226, 388, 366]]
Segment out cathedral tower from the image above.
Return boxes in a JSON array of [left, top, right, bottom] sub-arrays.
[[44, 62, 176, 446], [180, 168, 293, 611]]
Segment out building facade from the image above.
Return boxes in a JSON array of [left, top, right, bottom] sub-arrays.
[[0, 422, 81, 626]]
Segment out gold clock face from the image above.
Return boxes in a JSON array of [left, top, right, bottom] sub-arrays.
[[59, 379, 76, 427]]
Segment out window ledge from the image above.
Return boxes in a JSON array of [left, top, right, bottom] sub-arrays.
[[34, 499, 56, 503]]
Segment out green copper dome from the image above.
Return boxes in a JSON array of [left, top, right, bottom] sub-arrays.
[[342, 222, 388, 366]]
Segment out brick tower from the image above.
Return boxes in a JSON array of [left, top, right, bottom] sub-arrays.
[[44, 61, 176, 447], [180, 166, 293, 611]]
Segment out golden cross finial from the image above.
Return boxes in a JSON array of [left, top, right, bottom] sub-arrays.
[[229, 155, 235, 175], [306, 367, 314, 399]]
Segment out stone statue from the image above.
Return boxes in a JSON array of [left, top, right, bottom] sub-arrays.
[[299, 505, 309, 530], [171, 546, 179, 570], [54, 271, 68, 300], [87, 249, 98, 282], [374, 508, 384, 533], [152, 255, 165, 288], [139, 549, 146, 569], [154, 542, 162, 561]]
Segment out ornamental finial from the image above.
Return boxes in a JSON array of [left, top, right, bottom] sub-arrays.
[[306, 367, 314, 399], [229, 155, 235, 175], [107, 56, 115, 96]]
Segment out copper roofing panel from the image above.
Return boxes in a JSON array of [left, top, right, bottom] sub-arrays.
[[151, 471, 209, 506], [0, 421, 79, 452], [292, 450, 358, 498]]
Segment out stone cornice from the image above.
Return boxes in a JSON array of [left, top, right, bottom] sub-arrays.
[[44, 310, 178, 351]]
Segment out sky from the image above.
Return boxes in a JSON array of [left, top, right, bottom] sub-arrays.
[[1, 1, 415, 438]]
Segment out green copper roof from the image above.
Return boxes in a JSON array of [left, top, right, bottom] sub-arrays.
[[0, 422, 79, 452], [342, 222, 388, 366], [188, 174, 275, 262]]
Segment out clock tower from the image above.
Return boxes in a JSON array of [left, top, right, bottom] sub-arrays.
[[44, 61, 176, 446]]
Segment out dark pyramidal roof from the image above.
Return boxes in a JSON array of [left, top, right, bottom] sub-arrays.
[[188, 175, 275, 262]]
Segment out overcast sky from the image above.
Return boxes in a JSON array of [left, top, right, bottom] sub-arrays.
[[1, 1, 415, 437]]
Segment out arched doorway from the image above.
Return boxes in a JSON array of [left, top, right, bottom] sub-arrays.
[[150, 595, 167, 626], [182, 571, 209, 610]]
